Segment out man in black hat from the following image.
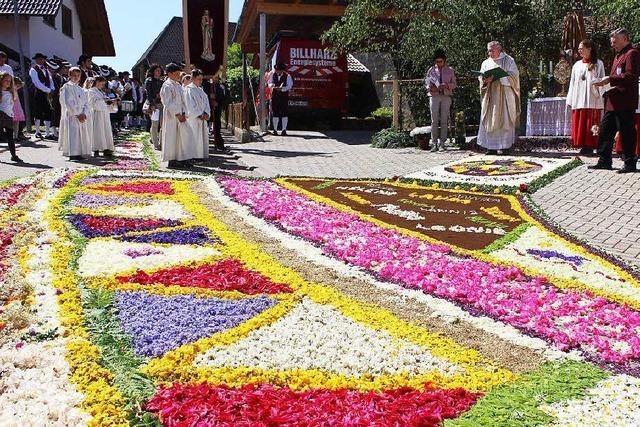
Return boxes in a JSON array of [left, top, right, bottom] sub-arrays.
[[268, 63, 293, 136], [29, 53, 55, 139], [78, 54, 96, 86]]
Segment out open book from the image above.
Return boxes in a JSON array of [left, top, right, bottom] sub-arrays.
[[471, 67, 509, 80]]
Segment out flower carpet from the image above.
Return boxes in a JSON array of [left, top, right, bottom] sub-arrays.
[[1, 133, 639, 426], [404, 155, 581, 191]]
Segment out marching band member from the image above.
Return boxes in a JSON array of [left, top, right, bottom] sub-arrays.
[[268, 62, 293, 136], [29, 53, 55, 140]]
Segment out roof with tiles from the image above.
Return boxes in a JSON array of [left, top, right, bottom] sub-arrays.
[[0, 0, 62, 15]]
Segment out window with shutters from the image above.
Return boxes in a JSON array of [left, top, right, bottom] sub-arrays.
[[43, 14, 56, 29], [61, 5, 73, 38]]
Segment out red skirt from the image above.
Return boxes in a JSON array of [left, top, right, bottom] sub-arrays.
[[614, 114, 640, 156], [571, 109, 601, 149]]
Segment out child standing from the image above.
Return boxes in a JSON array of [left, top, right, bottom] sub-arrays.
[[0, 72, 22, 163]]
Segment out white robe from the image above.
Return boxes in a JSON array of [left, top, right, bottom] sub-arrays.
[[566, 60, 605, 110], [477, 53, 520, 150], [59, 81, 92, 157], [184, 83, 211, 158], [88, 87, 117, 151], [160, 79, 197, 162]]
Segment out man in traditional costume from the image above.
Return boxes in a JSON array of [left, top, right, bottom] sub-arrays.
[[269, 63, 293, 136], [78, 55, 96, 87], [59, 67, 91, 160], [592, 28, 640, 173], [88, 76, 117, 157], [477, 41, 520, 155], [184, 69, 211, 161], [161, 62, 197, 169], [29, 53, 55, 140], [566, 40, 606, 155]]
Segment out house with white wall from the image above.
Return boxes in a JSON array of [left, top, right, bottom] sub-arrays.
[[0, 0, 114, 73]]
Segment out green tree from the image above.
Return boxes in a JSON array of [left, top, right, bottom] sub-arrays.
[[323, 0, 574, 126], [588, 0, 640, 38]]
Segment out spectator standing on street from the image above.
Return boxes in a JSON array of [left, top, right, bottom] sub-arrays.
[[144, 64, 164, 149], [211, 71, 229, 151], [426, 49, 457, 152], [29, 53, 55, 140], [566, 40, 606, 155], [1, 72, 22, 162], [592, 28, 640, 173]]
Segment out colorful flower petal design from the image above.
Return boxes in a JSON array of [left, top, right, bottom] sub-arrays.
[[219, 178, 640, 369], [89, 181, 175, 195], [117, 226, 220, 246], [68, 214, 181, 238], [115, 291, 278, 357], [195, 298, 461, 378], [117, 258, 293, 294], [77, 240, 220, 277], [145, 383, 481, 427]]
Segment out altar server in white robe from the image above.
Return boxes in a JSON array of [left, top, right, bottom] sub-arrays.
[[161, 63, 197, 168], [566, 39, 606, 155], [478, 41, 521, 154], [184, 69, 211, 161], [59, 67, 91, 160], [88, 76, 117, 157]]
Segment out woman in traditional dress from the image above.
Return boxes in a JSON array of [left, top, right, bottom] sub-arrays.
[[59, 67, 91, 160], [88, 76, 117, 157], [184, 69, 210, 161], [566, 40, 605, 155]]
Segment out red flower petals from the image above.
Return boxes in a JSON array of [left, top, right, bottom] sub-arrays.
[[92, 181, 175, 195], [68, 214, 181, 238], [145, 383, 481, 426], [118, 259, 293, 294]]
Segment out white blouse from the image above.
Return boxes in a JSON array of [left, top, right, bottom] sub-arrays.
[[566, 59, 605, 110]]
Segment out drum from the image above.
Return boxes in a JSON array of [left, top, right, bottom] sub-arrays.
[[121, 100, 135, 112]]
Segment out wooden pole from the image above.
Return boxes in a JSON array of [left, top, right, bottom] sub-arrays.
[[259, 13, 267, 133]]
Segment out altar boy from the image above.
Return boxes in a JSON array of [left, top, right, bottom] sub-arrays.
[[58, 67, 92, 160], [160, 63, 197, 168]]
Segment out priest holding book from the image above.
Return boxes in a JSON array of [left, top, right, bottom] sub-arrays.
[[477, 41, 520, 155]]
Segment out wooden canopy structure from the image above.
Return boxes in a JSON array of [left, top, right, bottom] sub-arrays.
[[235, 0, 348, 131]]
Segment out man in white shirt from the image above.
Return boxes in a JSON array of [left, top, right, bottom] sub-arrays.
[[29, 53, 55, 140]]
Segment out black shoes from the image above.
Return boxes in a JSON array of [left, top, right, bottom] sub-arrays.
[[587, 162, 612, 170], [69, 155, 83, 161], [281, 130, 287, 136], [168, 160, 193, 169], [104, 150, 114, 157], [10, 155, 24, 163], [487, 149, 498, 155], [35, 133, 43, 139], [617, 160, 637, 174], [579, 147, 595, 155]]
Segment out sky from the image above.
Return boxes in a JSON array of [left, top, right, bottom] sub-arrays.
[[93, 0, 243, 72]]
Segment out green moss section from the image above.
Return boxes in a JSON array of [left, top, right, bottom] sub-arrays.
[[446, 361, 609, 427], [481, 223, 531, 254]]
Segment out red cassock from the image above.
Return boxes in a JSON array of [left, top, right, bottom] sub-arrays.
[[614, 114, 640, 156], [571, 109, 601, 149]]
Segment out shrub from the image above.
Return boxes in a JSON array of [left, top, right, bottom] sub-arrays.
[[370, 128, 415, 149], [371, 106, 393, 120]]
